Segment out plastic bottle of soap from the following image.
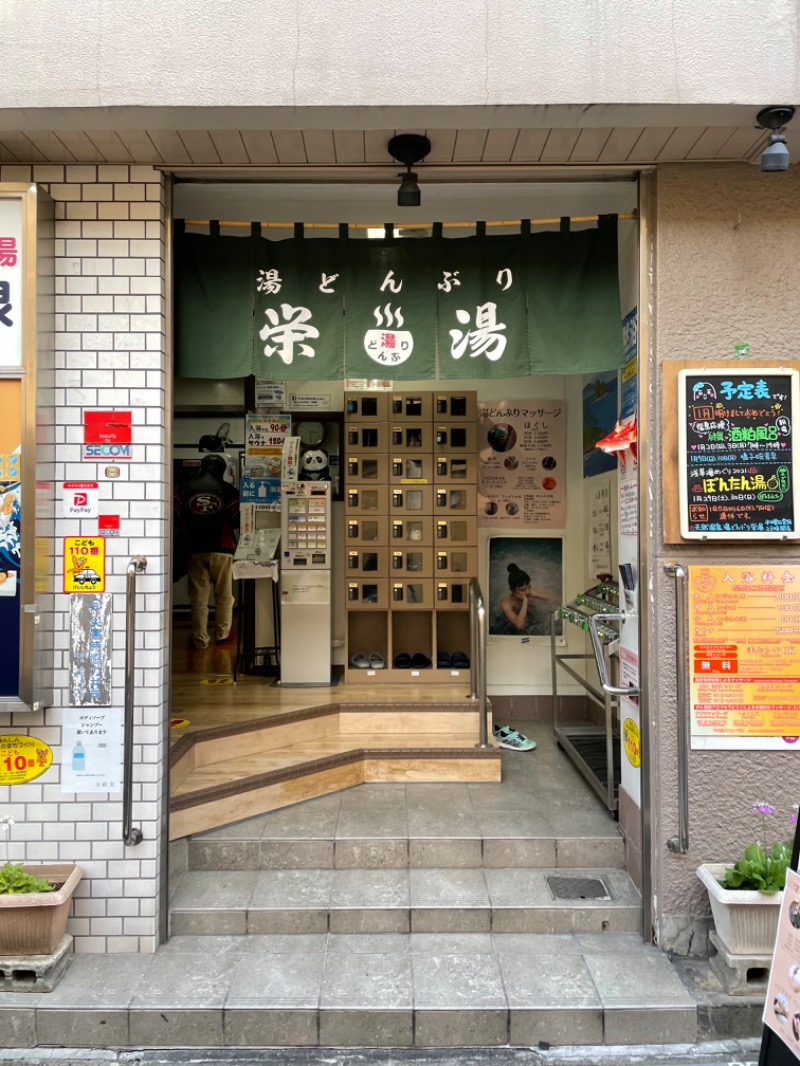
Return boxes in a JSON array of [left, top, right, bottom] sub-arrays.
[[72, 740, 86, 772]]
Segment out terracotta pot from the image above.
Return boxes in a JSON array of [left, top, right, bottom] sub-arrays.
[[697, 862, 781, 955], [0, 863, 83, 956]]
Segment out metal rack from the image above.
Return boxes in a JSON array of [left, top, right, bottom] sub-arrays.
[[550, 582, 621, 814]]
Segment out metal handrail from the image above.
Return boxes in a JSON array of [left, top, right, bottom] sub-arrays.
[[468, 578, 491, 749], [587, 613, 641, 697], [123, 556, 147, 847], [664, 563, 689, 854]]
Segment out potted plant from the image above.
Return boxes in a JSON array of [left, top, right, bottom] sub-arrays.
[[0, 816, 83, 956], [697, 801, 796, 956]]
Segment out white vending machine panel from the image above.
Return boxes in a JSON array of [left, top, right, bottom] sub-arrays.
[[281, 481, 331, 569]]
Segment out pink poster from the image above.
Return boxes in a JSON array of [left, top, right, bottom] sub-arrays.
[[763, 867, 800, 1052]]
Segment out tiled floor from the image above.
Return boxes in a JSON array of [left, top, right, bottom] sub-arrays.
[[0, 724, 766, 1050]]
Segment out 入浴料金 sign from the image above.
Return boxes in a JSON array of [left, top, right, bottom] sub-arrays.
[[688, 564, 800, 746], [678, 368, 800, 539]]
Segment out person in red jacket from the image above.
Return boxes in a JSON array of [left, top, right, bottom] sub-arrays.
[[180, 454, 240, 650]]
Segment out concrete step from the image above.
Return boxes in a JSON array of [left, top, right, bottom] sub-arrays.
[[11, 932, 742, 1049], [0, 934, 763, 1050], [185, 824, 625, 873], [168, 866, 641, 936]]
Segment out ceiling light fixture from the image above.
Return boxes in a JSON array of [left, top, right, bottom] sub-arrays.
[[756, 106, 795, 172], [388, 134, 431, 207]]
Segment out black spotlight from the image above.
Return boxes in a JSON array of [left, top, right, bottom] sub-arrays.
[[388, 134, 431, 207], [756, 106, 795, 172]]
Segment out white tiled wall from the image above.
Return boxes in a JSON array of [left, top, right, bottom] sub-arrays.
[[0, 164, 168, 953]]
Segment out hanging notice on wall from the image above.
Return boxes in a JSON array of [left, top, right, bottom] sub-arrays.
[[61, 707, 121, 794], [688, 564, 800, 749], [619, 451, 639, 535], [678, 368, 800, 539], [69, 593, 111, 706], [589, 477, 612, 575], [477, 401, 566, 528]]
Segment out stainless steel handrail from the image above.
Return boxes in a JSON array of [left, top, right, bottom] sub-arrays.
[[123, 555, 147, 847], [468, 578, 491, 749], [587, 613, 641, 696], [664, 563, 689, 854]]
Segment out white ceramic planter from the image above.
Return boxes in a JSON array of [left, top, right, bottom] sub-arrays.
[[697, 862, 781, 955]]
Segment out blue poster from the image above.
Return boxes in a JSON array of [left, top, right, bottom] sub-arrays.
[[620, 308, 638, 419], [583, 370, 619, 478]]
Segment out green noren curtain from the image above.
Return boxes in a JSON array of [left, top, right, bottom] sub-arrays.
[[175, 225, 624, 381], [527, 224, 624, 375], [253, 237, 345, 381], [344, 238, 436, 381], [175, 232, 255, 378]]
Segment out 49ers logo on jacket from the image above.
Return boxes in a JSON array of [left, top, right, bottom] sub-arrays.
[[189, 493, 222, 514]]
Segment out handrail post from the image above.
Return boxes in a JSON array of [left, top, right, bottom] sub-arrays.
[[469, 577, 491, 750], [468, 579, 478, 700], [664, 563, 689, 854], [123, 555, 147, 847]]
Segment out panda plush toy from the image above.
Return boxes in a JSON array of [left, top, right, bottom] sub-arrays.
[[299, 447, 329, 481]]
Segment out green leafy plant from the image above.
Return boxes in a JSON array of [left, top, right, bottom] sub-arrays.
[[0, 815, 54, 895], [719, 802, 797, 895]]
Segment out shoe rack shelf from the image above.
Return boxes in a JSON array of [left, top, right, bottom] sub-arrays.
[[344, 390, 478, 683]]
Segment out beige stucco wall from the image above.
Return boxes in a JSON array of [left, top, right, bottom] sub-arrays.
[[2, 1, 798, 113], [651, 163, 800, 951]]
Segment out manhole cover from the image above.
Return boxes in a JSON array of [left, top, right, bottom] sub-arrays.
[[546, 875, 612, 901]]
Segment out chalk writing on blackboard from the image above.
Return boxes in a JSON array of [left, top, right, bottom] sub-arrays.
[[678, 368, 800, 540]]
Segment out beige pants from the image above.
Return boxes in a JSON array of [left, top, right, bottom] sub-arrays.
[[187, 553, 234, 648]]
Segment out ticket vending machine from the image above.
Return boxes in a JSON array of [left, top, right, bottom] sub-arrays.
[[279, 481, 332, 685]]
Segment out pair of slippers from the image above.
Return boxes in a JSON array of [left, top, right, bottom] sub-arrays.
[[349, 651, 385, 669], [437, 651, 470, 669], [394, 652, 432, 669]]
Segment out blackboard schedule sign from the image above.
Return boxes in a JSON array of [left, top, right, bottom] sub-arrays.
[[678, 367, 800, 540]]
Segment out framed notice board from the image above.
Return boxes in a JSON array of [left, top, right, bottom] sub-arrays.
[[677, 367, 800, 540]]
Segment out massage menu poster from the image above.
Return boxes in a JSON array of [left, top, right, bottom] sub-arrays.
[[688, 564, 800, 749], [678, 368, 800, 539], [477, 400, 566, 528]]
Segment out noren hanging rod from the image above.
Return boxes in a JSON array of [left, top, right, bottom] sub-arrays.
[[179, 213, 635, 231]]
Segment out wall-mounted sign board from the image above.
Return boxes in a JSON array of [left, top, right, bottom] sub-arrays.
[[677, 367, 800, 540]]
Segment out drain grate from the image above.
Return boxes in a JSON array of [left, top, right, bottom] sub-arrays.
[[546, 875, 612, 901]]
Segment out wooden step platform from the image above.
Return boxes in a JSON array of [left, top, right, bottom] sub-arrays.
[[170, 700, 500, 840]]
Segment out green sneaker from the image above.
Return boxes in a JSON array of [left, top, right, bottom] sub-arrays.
[[493, 725, 537, 751]]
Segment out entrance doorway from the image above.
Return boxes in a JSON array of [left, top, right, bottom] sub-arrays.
[[166, 176, 643, 909]]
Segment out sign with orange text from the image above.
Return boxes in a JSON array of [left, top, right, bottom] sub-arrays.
[[63, 536, 106, 593], [689, 564, 800, 750]]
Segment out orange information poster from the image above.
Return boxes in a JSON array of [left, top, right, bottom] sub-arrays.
[[689, 564, 800, 750], [763, 867, 800, 1050]]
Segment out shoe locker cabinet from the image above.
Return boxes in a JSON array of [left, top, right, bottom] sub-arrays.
[[344, 390, 478, 682]]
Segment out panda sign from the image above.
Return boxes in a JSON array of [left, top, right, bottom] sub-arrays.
[[300, 447, 329, 481]]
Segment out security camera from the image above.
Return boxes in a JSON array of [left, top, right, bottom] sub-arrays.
[[761, 132, 790, 172]]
